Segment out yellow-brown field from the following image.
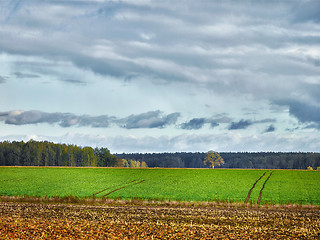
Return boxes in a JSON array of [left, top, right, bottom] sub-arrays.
[[1, 201, 319, 239]]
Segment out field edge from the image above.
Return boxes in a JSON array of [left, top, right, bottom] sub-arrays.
[[1, 195, 319, 210]]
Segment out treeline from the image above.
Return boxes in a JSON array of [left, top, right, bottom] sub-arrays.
[[0, 140, 146, 167], [1, 140, 320, 169], [116, 152, 205, 168], [115, 152, 320, 169]]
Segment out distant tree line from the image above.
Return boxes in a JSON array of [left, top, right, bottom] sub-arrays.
[[1, 140, 319, 169], [0, 140, 145, 167], [115, 152, 320, 169]]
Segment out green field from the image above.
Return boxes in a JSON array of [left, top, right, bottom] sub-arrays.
[[0, 167, 319, 204]]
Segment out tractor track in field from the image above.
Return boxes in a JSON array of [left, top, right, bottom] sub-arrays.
[[245, 171, 267, 204], [257, 171, 273, 204], [92, 180, 137, 197], [103, 180, 145, 197], [245, 171, 274, 204], [92, 180, 146, 198]]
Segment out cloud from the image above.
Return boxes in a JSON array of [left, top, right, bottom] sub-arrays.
[[275, 100, 320, 129], [3, 110, 62, 125], [1, 1, 320, 153], [62, 79, 87, 85], [0, 110, 112, 128], [212, 116, 232, 124], [1, 0, 319, 112], [1, 0, 318, 87], [0, 110, 182, 129], [291, 0, 320, 23], [265, 125, 276, 133], [210, 122, 219, 128], [119, 111, 180, 129], [2, 109, 236, 130], [229, 119, 252, 130], [228, 118, 277, 130], [13, 71, 40, 78], [255, 119, 276, 124], [289, 102, 320, 124], [59, 115, 112, 128], [180, 117, 220, 130], [0, 76, 7, 83], [180, 118, 206, 130]]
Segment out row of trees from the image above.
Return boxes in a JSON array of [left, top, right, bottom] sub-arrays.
[[115, 152, 206, 168], [116, 152, 320, 169], [0, 140, 147, 167], [221, 152, 320, 169], [1, 140, 319, 169]]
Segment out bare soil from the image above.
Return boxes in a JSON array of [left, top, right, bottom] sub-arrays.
[[1, 201, 320, 239]]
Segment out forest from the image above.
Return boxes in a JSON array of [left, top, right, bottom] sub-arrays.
[[115, 152, 320, 169], [1, 140, 320, 169], [0, 140, 125, 167]]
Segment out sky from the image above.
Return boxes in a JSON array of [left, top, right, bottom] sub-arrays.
[[0, 0, 320, 153]]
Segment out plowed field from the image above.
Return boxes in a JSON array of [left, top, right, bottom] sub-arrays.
[[1, 202, 319, 239]]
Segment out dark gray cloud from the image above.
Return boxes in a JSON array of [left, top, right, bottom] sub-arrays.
[[13, 71, 40, 78], [265, 125, 276, 133], [119, 111, 180, 129], [179, 116, 275, 131], [180, 118, 206, 130], [229, 120, 252, 130], [0, 76, 7, 83], [291, 0, 320, 23], [304, 123, 320, 130], [228, 118, 276, 130], [63, 79, 87, 85], [180, 117, 220, 130], [210, 122, 219, 128], [276, 100, 320, 129], [287, 101, 320, 123], [304, 83, 320, 104]]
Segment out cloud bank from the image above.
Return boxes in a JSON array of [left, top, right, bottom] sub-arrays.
[[0, 110, 112, 128], [0, 109, 283, 134], [0, 110, 181, 129], [0, 0, 319, 152]]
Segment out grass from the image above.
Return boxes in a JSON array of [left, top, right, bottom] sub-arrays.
[[261, 170, 320, 204], [0, 167, 319, 204]]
